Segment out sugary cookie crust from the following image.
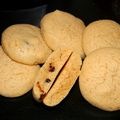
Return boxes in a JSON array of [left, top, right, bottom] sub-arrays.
[[40, 10, 85, 58], [2, 24, 52, 65], [79, 48, 120, 111], [0, 46, 40, 97]]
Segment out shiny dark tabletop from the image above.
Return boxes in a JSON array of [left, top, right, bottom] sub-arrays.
[[0, 0, 120, 120]]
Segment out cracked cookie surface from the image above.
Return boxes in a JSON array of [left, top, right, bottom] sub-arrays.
[[2, 24, 52, 65], [40, 10, 85, 58], [0, 46, 40, 97], [79, 48, 120, 111], [83, 20, 120, 55]]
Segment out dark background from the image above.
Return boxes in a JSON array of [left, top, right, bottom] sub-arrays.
[[0, 0, 120, 120], [1, 0, 120, 34]]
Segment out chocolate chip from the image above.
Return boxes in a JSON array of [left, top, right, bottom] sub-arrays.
[[45, 78, 51, 83], [49, 63, 55, 72]]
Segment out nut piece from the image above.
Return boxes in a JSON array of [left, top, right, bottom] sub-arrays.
[[40, 10, 85, 58]]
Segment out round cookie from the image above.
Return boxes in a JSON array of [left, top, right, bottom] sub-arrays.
[[79, 48, 120, 111], [0, 46, 40, 97], [83, 20, 120, 55], [2, 24, 52, 65], [40, 10, 85, 58]]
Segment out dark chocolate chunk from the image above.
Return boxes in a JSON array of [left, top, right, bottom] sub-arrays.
[[49, 63, 55, 72], [45, 78, 51, 83]]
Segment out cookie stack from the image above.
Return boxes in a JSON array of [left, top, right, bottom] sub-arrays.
[[0, 24, 52, 97], [0, 10, 83, 107], [1, 10, 120, 111]]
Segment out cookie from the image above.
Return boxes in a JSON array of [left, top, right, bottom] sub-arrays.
[[43, 52, 81, 106], [40, 10, 85, 58], [83, 20, 120, 55], [32, 48, 72, 102], [33, 48, 81, 106], [2, 24, 52, 65], [0, 46, 40, 97], [79, 48, 120, 111]]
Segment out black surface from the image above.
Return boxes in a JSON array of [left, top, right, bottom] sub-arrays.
[[0, 5, 47, 38], [0, 0, 120, 120], [47, 0, 120, 25]]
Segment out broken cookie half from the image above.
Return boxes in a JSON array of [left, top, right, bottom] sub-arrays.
[[32, 48, 82, 106]]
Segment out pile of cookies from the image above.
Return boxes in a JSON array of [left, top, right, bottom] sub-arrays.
[[0, 10, 82, 107], [1, 10, 120, 111]]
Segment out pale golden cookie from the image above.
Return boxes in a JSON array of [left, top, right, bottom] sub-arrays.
[[0, 46, 40, 97], [44, 52, 81, 106], [79, 48, 120, 111], [83, 20, 120, 55], [40, 10, 85, 58], [2, 24, 52, 65], [32, 48, 72, 102]]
